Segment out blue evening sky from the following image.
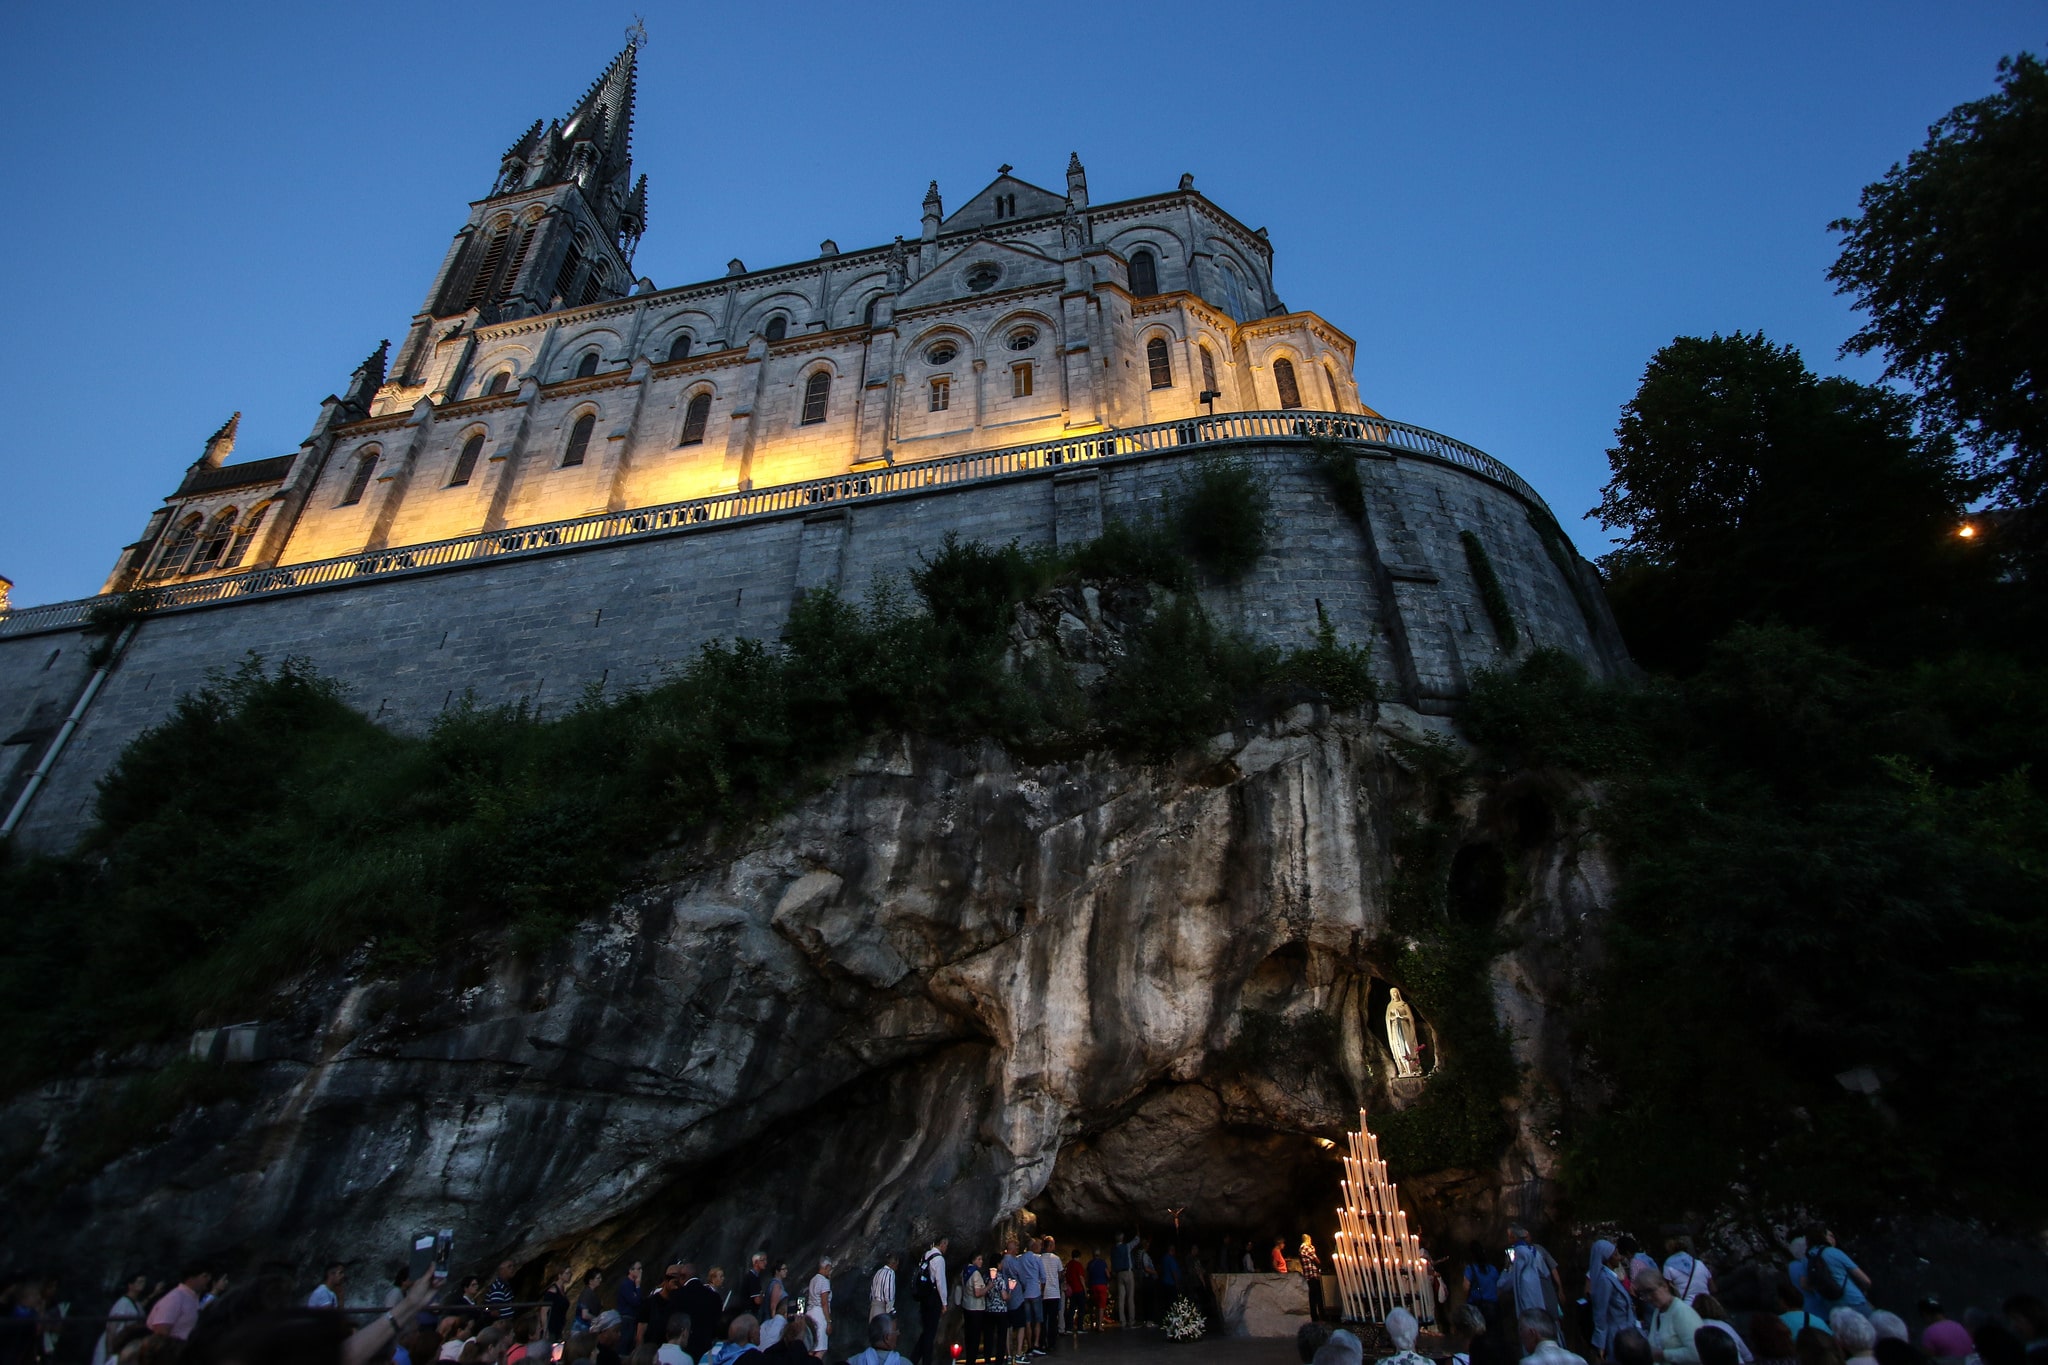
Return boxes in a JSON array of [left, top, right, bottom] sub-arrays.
[[0, 3, 2038, 606]]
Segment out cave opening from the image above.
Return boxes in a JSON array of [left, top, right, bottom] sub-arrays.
[[1023, 1084, 1346, 1280]]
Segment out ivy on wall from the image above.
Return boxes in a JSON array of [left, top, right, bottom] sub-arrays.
[[1460, 530, 1521, 652]]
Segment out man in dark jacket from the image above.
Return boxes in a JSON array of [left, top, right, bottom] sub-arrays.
[[742, 1254, 769, 1320], [680, 1263, 725, 1358]]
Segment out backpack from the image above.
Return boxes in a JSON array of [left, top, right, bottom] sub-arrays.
[[918, 1250, 941, 1289], [1806, 1249, 1845, 1302]]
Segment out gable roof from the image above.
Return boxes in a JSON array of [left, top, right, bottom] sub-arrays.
[[942, 170, 1069, 232], [893, 236, 1065, 311]]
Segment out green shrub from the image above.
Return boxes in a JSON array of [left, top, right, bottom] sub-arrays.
[[1464, 634, 2048, 1219], [1, 523, 1389, 1101], [1459, 530, 1520, 651], [1376, 941, 1523, 1178], [1462, 649, 1645, 773], [1309, 436, 1367, 525], [1172, 454, 1270, 581], [1278, 604, 1378, 710], [1060, 517, 1194, 591], [1371, 734, 1520, 1178], [1097, 594, 1276, 758]]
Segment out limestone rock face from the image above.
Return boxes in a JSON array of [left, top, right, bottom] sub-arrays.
[[2, 706, 1612, 1323]]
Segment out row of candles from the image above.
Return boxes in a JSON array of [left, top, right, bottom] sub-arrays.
[[1329, 1108, 1436, 1326]]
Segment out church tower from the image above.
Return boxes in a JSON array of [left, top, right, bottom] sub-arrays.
[[386, 34, 648, 398]]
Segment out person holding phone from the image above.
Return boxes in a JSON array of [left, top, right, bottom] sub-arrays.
[[339, 1258, 450, 1365]]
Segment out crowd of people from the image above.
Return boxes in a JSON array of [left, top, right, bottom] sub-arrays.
[[1394, 1223, 2048, 1365], [8, 1220, 2042, 1365], [0, 1222, 1273, 1365]]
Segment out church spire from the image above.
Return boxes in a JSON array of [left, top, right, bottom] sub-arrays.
[[557, 41, 638, 219], [423, 40, 649, 324]]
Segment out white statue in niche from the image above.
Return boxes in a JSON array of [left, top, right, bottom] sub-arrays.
[[1385, 988, 1422, 1078]]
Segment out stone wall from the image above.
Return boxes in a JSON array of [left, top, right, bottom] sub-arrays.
[[0, 443, 1627, 852]]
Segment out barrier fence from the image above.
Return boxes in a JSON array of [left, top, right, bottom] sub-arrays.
[[0, 410, 1554, 639]]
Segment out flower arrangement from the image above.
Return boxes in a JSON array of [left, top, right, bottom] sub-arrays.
[[1162, 1295, 1207, 1342]]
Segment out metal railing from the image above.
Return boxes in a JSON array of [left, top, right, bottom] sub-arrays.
[[0, 411, 1554, 638]]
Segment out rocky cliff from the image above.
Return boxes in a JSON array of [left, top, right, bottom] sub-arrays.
[[3, 701, 1613, 1317]]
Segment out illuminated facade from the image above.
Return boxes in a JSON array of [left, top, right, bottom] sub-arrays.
[[106, 39, 1371, 594]]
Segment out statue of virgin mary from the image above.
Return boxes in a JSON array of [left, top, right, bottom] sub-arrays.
[[1386, 988, 1422, 1077]]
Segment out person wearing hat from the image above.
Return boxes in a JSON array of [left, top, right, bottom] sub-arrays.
[[593, 1308, 625, 1365]]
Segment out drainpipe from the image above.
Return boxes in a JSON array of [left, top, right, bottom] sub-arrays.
[[1, 621, 136, 839]]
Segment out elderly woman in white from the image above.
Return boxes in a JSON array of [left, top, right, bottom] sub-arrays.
[[808, 1258, 835, 1357], [1378, 1309, 1435, 1365]]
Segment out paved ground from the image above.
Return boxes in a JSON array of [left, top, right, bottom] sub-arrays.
[[1009, 1321, 1439, 1365], [1023, 1329, 1301, 1365]]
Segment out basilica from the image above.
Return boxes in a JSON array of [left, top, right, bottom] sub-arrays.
[[110, 36, 1371, 593]]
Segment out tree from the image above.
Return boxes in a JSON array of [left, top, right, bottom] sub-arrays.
[[1829, 53, 2048, 516], [1591, 332, 1977, 669]]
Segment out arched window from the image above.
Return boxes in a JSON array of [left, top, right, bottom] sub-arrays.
[[495, 222, 536, 302], [485, 370, 512, 395], [578, 266, 605, 307], [764, 315, 788, 342], [863, 295, 881, 329], [1200, 345, 1219, 395], [800, 370, 830, 424], [464, 222, 511, 308], [152, 513, 203, 577], [450, 433, 486, 486], [552, 243, 583, 302], [575, 350, 600, 378], [190, 508, 238, 570], [1146, 336, 1173, 389], [1325, 364, 1344, 410], [679, 392, 712, 445], [1273, 358, 1302, 410], [667, 334, 693, 363], [341, 449, 379, 505], [563, 412, 596, 466], [1129, 248, 1159, 297], [1217, 261, 1248, 321], [223, 503, 272, 568]]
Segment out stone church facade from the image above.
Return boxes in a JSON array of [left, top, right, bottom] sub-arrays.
[[0, 37, 1630, 851], [101, 40, 1362, 593]]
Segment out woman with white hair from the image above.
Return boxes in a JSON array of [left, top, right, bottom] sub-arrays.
[[1830, 1309, 1877, 1365], [1378, 1308, 1433, 1365], [807, 1259, 834, 1358]]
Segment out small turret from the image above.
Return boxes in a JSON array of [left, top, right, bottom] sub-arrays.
[[496, 119, 544, 194], [921, 181, 943, 241], [1066, 152, 1088, 209], [342, 340, 389, 415], [194, 413, 240, 470], [619, 174, 648, 257]]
